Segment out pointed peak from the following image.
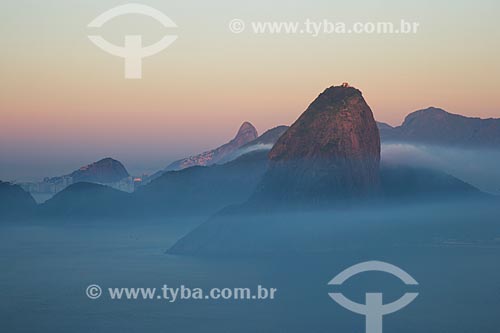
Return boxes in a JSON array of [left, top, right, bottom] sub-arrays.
[[238, 121, 256, 131], [235, 121, 258, 138]]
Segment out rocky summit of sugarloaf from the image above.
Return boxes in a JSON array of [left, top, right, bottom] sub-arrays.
[[258, 84, 381, 202]]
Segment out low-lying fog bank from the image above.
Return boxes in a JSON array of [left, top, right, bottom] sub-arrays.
[[382, 143, 500, 195]]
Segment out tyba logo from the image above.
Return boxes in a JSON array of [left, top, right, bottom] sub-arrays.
[[328, 261, 419, 333], [88, 3, 178, 79]]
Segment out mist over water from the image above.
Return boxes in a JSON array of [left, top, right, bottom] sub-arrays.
[[1, 199, 499, 332], [382, 143, 500, 195], [2, 143, 500, 332]]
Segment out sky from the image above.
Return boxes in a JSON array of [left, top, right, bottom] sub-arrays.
[[1, 0, 499, 180]]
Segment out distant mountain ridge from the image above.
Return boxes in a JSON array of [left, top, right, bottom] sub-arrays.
[[16, 157, 133, 205], [6, 87, 498, 226], [217, 125, 289, 164], [241, 126, 289, 149], [39, 150, 270, 220], [165, 122, 258, 171], [378, 107, 500, 147]]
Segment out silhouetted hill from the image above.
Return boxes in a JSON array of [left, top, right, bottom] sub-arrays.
[[377, 121, 400, 142], [0, 181, 37, 221], [34, 151, 269, 221], [69, 158, 129, 183], [379, 107, 500, 147], [380, 164, 484, 199], [135, 150, 269, 217], [47, 157, 129, 185], [376, 122, 394, 131], [40, 182, 131, 219]]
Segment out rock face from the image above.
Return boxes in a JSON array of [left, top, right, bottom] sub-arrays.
[[256, 85, 381, 202], [165, 122, 258, 171], [68, 158, 129, 183], [379, 107, 500, 147]]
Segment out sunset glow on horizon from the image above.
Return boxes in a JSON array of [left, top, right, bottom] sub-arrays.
[[1, 0, 499, 180]]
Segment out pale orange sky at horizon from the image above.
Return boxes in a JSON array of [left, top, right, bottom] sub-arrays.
[[1, 0, 499, 180]]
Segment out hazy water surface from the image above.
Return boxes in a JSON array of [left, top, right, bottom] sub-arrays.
[[1, 208, 499, 333]]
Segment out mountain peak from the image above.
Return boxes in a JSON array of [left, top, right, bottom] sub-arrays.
[[422, 106, 447, 113], [321, 84, 362, 98], [306, 85, 363, 114], [232, 121, 258, 144], [403, 107, 450, 124], [238, 121, 256, 133], [70, 157, 129, 183], [258, 84, 381, 202], [165, 122, 258, 171], [96, 157, 118, 163], [269, 84, 378, 163]]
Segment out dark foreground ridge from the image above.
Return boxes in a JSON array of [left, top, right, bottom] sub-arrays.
[[0, 181, 37, 221]]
